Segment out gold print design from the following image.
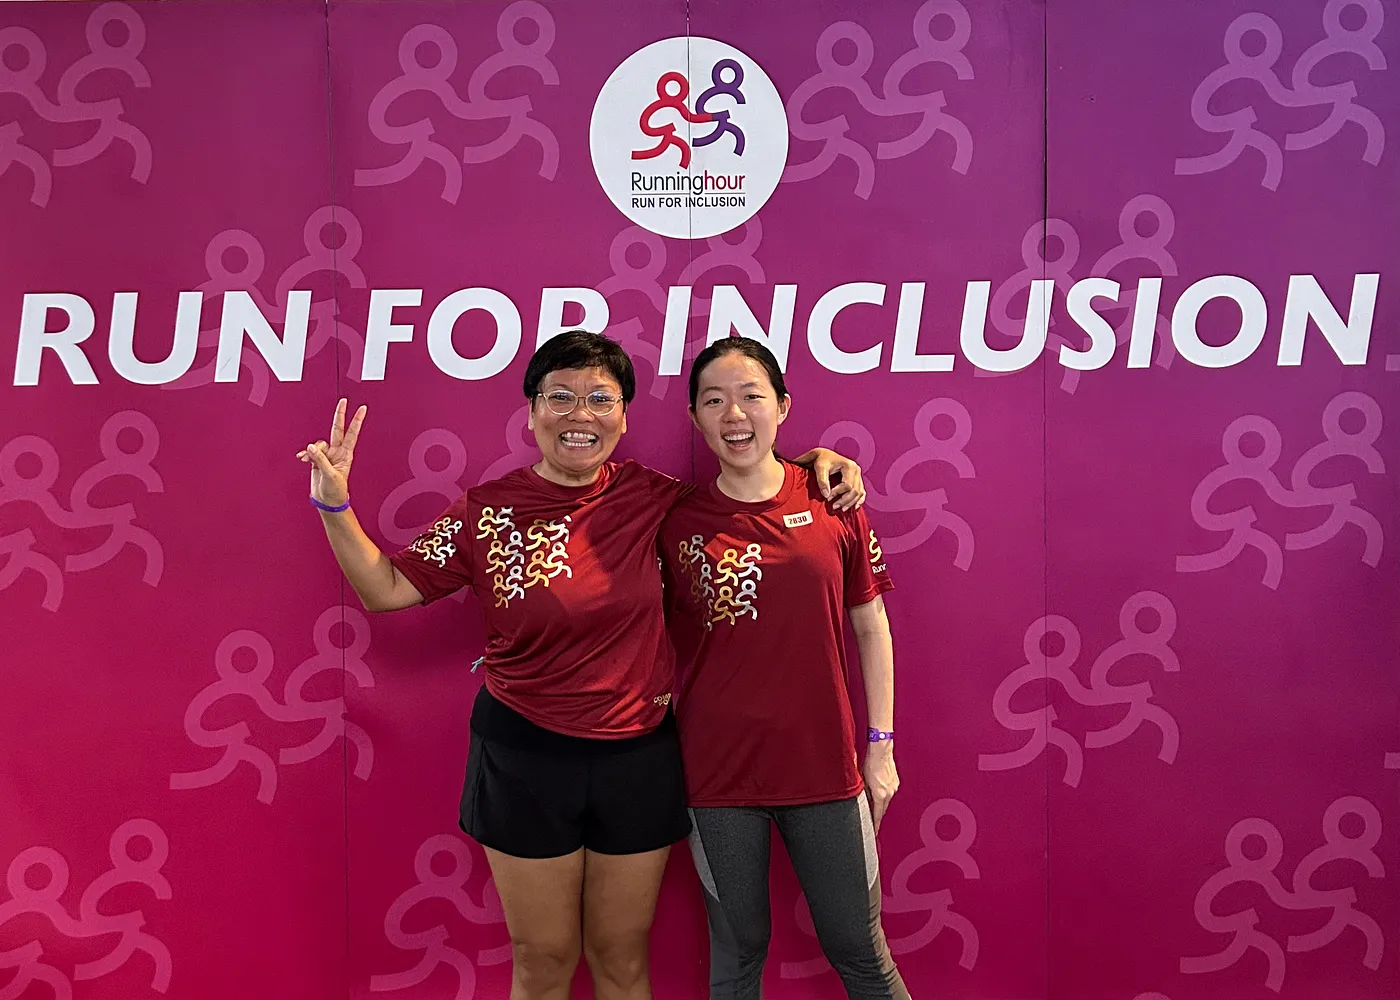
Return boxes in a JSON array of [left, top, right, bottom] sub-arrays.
[[485, 538, 510, 574], [491, 528, 527, 607], [493, 563, 525, 607], [676, 535, 718, 629], [475, 505, 514, 540], [474, 507, 574, 607], [410, 516, 465, 568], [522, 516, 573, 590], [868, 529, 886, 569], [526, 517, 570, 551], [710, 543, 763, 626], [476, 507, 529, 606], [676, 536, 705, 602]]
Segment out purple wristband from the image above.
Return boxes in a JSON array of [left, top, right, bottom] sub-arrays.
[[310, 495, 351, 513], [867, 727, 894, 743]]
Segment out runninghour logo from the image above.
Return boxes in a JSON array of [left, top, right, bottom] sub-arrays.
[[590, 37, 788, 240]]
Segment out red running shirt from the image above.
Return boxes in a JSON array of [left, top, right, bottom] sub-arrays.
[[659, 462, 894, 806], [389, 461, 691, 739]]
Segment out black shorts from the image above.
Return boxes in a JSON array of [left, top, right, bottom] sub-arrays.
[[460, 686, 691, 859]]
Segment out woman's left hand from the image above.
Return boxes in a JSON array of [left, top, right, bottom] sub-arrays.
[[863, 743, 899, 834], [808, 448, 867, 511]]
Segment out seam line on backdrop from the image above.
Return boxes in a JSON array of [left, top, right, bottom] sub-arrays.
[[686, 1, 697, 483], [319, 1, 353, 995], [686, 0, 694, 247], [1041, 2, 1052, 997]]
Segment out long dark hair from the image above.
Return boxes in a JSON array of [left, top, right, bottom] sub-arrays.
[[687, 337, 789, 410]]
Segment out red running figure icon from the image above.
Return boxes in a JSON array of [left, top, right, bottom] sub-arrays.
[[633, 71, 712, 168]]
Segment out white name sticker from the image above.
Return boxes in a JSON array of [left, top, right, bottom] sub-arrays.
[[783, 510, 813, 528]]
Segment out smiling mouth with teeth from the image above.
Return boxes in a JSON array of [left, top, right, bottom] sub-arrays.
[[560, 432, 599, 449], [723, 433, 755, 444]]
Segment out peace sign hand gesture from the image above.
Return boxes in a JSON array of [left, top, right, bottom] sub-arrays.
[[298, 398, 367, 508]]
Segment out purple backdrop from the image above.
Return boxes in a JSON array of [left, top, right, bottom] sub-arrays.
[[1, 2, 1396, 999]]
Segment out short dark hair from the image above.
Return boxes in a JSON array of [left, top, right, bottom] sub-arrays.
[[523, 330, 636, 403], [688, 336, 788, 409]]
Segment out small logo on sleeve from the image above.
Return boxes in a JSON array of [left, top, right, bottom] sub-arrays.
[[783, 510, 813, 528], [410, 515, 465, 567], [869, 529, 887, 574]]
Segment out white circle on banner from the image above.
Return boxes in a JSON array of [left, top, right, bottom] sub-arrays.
[[590, 36, 788, 240]]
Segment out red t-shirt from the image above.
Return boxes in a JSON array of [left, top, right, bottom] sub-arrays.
[[389, 461, 691, 739], [659, 462, 894, 806]]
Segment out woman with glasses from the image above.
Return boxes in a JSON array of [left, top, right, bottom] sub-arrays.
[[296, 331, 863, 1000], [660, 337, 910, 1000]]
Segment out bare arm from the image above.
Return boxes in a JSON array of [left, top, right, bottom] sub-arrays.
[[299, 399, 425, 613], [313, 504, 424, 612], [849, 594, 898, 833]]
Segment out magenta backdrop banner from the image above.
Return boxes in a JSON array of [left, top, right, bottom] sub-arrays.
[[1, 3, 1396, 1000]]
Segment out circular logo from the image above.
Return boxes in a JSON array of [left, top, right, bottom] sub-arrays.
[[590, 37, 788, 240]]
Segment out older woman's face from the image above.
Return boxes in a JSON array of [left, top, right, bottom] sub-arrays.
[[528, 366, 628, 484]]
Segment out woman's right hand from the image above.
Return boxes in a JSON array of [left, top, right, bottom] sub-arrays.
[[298, 398, 366, 507]]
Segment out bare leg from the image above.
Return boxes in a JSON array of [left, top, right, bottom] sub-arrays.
[[581, 846, 671, 1000], [483, 845, 586, 1000]]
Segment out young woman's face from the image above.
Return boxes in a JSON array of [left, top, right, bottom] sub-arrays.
[[528, 366, 628, 482], [690, 353, 790, 471]]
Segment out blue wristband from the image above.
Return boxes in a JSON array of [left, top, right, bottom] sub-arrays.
[[310, 495, 351, 513], [867, 727, 894, 743]]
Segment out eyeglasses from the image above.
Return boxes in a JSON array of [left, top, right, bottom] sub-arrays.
[[536, 389, 623, 416]]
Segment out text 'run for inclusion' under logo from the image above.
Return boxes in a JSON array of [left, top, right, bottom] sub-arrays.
[[591, 37, 789, 240]]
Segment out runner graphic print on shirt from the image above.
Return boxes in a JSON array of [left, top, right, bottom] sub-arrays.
[[473, 506, 573, 607], [409, 514, 465, 568], [389, 461, 690, 739], [658, 463, 896, 806], [675, 537, 763, 627]]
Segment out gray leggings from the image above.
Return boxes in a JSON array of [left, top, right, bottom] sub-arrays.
[[688, 795, 912, 1000]]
